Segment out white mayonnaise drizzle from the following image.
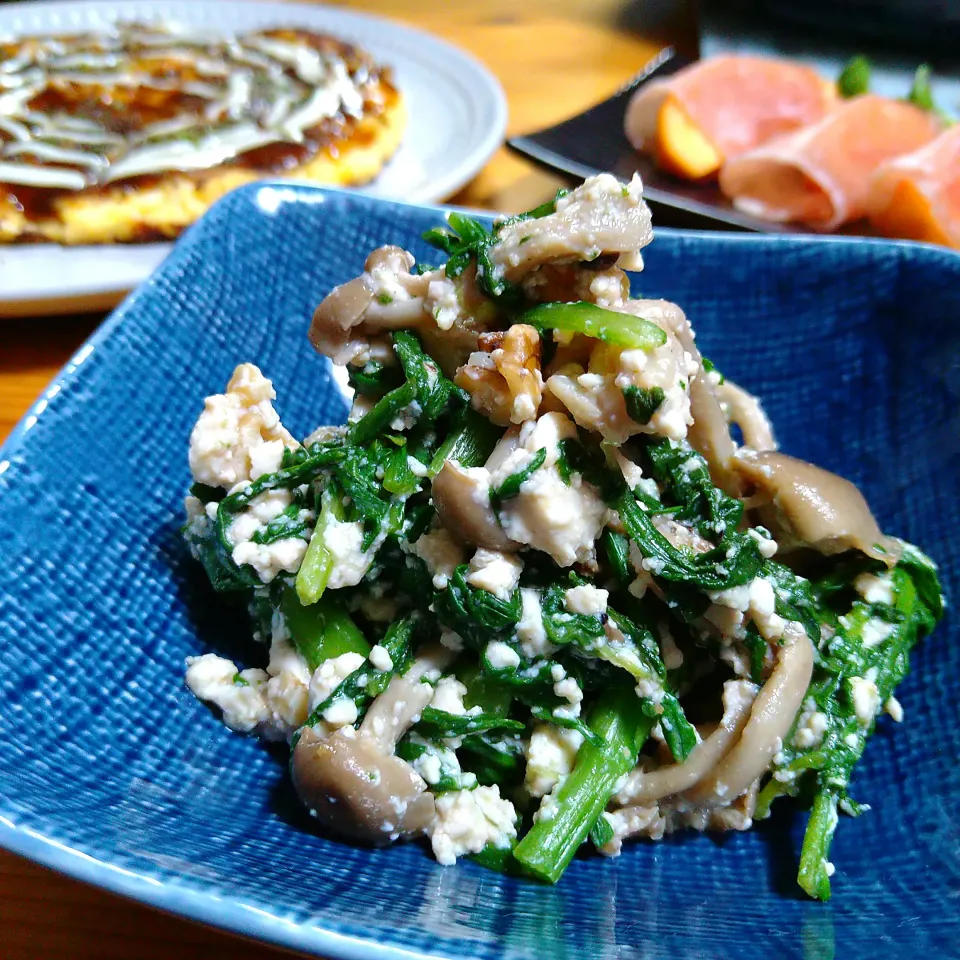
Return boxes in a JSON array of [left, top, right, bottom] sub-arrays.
[[0, 22, 378, 191]]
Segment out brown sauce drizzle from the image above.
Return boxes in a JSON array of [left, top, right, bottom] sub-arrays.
[[0, 24, 399, 231]]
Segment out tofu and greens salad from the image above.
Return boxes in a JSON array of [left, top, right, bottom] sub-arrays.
[[183, 174, 944, 899]]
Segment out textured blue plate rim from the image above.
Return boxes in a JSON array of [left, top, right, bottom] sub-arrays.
[[2, 180, 959, 959]]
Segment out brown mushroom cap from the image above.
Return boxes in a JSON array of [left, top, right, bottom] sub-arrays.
[[487, 175, 654, 283], [733, 449, 901, 566], [431, 461, 514, 551], [292, 727, 436, 845], [309, 246, 429, 364], [309, 275, 374, 360], [290, 672, 440, 845]]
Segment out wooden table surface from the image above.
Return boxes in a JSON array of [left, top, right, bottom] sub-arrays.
[[0, 2, 688, 956]]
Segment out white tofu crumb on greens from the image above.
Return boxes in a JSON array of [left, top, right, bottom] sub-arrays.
[[182, 173, 945, 900]]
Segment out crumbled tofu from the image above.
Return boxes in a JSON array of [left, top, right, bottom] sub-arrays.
[[425, 274, 462, 331], [708, 582, 752, 612], [485, 640, 521, 670], [884, 695, 904, 722], [704, 577, 756, 641], [748, 577, 786, 642], [564, 584, 609, 616], [414, 751, 443, 786], [431, 675, 468, 716], [308, 652, 366, 713], [412, 526, 465, 590], [185, 654, 270, 733], [599, 804, 664, 856], [184, 494, 208, 529], [368, 258, 417, 304], [266, 632, 311, 686], [861, 617, 895, 649], [265, 670, 309, 732], [229, 488, 290, 539], [855, 573, 895, 606], [793, 707, 829, 749], [553, 676, 584, 719], [323, 516, 384, 590], [748, 528, 778, 558], [524, 723, 584, 797], [188, 363, 296, 489], [466, 548, 523, 600], [389, 400, 422, 432], [368, 644, 393, 672], [516, 588, 554, 658], [533, 785, 563, 823], [430, 786, 517, 865], [511, 392, 538, 423], [410, 738, 471, 788], [185, 611, 319, 741], [615, 334, 698, 441], [407, 456, 429, 478], [635, 677, 665, 703], [322, 697, 359, 727], [499, 466, 607, 567], [849, 676, 880, 726], [658, 625, 684, 670], [492, 414, 606, 567], [232, 536, 308, 584], [589, 272, 626, 308], [227, 488, 310, 584], [439, 628, 465, 652]]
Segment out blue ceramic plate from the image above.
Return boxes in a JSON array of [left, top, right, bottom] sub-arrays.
[[1, 184, 959, 960]]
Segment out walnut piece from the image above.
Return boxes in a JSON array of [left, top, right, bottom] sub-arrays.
[[455, 323, 543, 426]]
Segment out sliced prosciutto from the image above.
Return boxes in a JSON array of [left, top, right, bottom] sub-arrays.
[[868, 124, 960, 249], [624, 56, 835, 180], [719, 95, 942, 230]]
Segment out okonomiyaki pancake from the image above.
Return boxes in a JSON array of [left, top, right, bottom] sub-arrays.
[[0, 23, 406, 244]]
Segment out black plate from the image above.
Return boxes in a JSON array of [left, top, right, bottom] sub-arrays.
[[507, 48, 805, 234]]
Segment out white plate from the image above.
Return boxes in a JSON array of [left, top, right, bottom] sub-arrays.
[[0, 0, 507, 318]]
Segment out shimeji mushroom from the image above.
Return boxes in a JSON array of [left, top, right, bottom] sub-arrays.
[[713, 379, 777, 452], [431, 460, 514, 552], [309, 246, 428, 365], [733, 450, 901, 565], [291, 663, 443, 845], [310, 246, 490, 375], [487, 174, 653, 282], [613, 680, 758, 806], [682, 622, 815, 807]]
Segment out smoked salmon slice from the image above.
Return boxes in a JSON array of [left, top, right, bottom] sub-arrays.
[[868, 124, 960, 249], [624, 56, 835, 180], [718, 96, 942, 230]]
